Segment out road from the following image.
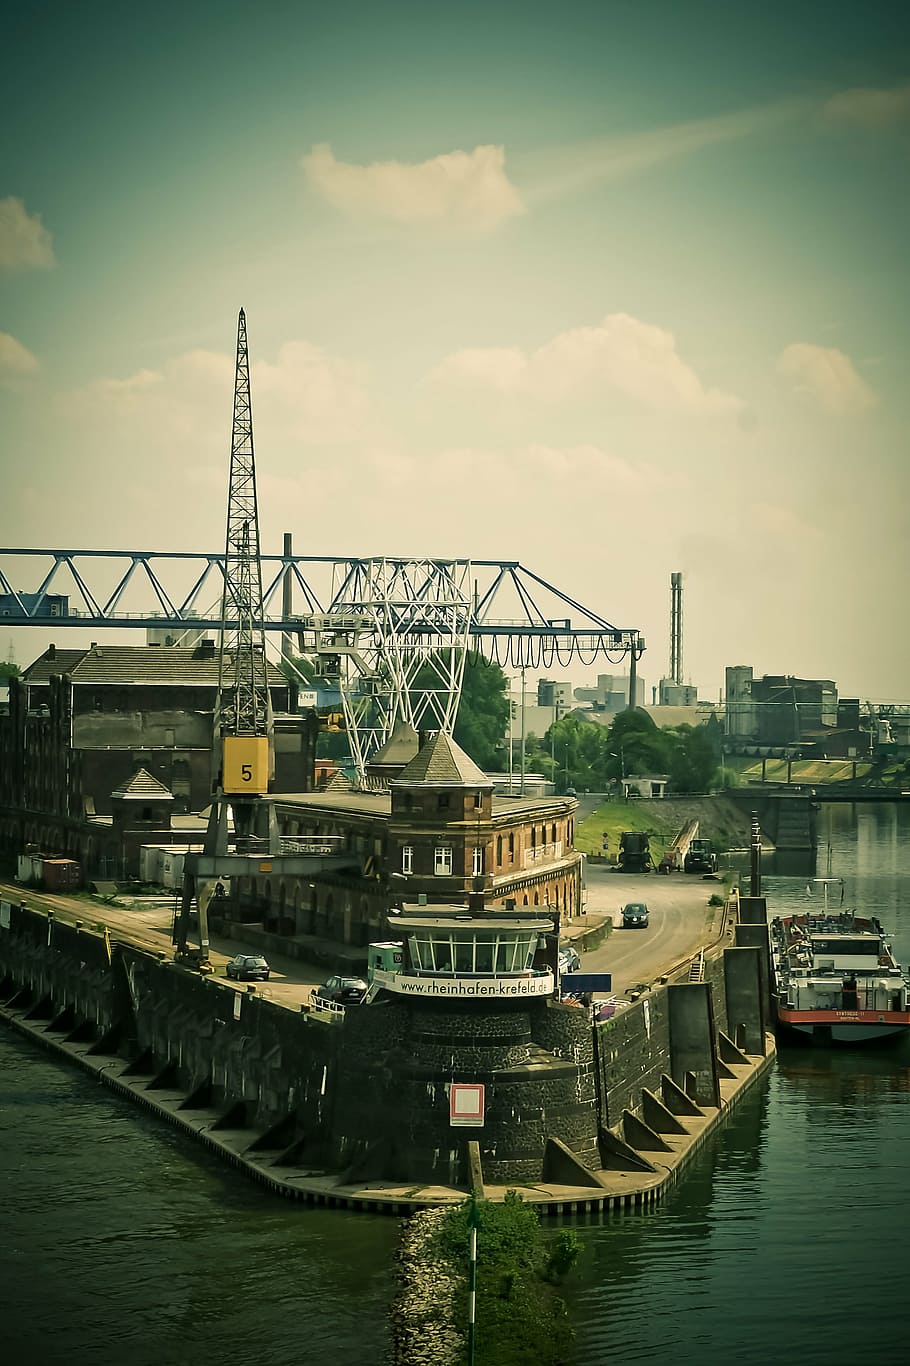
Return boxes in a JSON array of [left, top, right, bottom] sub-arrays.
[[0, 880, 328, 1011], [1, 864, 723, 1009], [577, 861, 722, 997]]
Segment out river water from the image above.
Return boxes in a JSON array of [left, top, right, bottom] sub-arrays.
[[567, 801, 910, 1364], [2, 804, 908, 1365]]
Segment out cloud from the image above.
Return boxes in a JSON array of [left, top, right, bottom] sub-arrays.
[[0, 332, 40, 380], [68, 339, 370, 447], [823, 84, 910, 129], [432, 313, 742, 416], [777, 343, 877, 415], [301, 142, 525, 233], [525, 98, 806, 203], [0, 197, 55, 270]]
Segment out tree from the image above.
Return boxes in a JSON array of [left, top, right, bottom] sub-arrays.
[[453, 652, 510, 770], [665, 724, 718, 793], [0, 661, 20, 681]]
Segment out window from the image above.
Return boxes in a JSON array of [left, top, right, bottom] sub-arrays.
[[551, 824, 557, 844], [434, 845, 453, 876], [496, 835, 503, 866], [437, 793, 451, 811], [531, 827, 536, 850], [508, 833, 514, 863], [401, 845, 413, 874], [474, 790, 483, 809], [472, 845, 484, 876]]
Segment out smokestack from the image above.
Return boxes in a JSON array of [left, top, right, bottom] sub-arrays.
[[670, 572, 683, 686]]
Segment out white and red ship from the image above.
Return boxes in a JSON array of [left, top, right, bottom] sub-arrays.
[[771, 911, 910, 1044]]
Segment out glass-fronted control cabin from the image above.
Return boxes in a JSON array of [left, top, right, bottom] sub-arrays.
[[368, 906, 556, 1001]]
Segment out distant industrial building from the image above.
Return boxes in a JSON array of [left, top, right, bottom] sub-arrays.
[[573, 672, 645, 711], [723, 665, 868, 757]]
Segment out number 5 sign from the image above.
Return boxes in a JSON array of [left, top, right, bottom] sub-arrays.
[[223, 736, 269, 793]]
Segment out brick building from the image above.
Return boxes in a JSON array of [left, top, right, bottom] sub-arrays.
[[235, 729, 583, 950], [0, 642, 317, 874]]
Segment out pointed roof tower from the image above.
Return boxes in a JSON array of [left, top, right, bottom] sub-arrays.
[[366, 719, 421, 780], [393, 731, 492, 788], [110, 768, 175, 802]]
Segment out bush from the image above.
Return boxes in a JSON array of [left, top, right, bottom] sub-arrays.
[[433, 1192, 579, 1365]]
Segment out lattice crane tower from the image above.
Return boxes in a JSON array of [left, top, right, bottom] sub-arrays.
[[213, 307, 273, 801]]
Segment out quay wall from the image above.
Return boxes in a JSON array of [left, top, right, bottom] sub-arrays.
[[0, 900, 600, 1187], [0, 897, 770, 1206]]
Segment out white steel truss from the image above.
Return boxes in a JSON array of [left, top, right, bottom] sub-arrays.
[[293, 557, 473, 780]]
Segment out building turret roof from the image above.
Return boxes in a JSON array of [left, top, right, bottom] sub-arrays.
[[110, 768, 175, 801], [393, 731, 492, 787], [368, 720, 421, 769]]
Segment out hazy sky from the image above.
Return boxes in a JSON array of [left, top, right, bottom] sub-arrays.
[[2, 0, 909, 701]]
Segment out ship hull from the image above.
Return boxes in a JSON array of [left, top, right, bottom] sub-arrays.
[[776, 1007, 910, 1044]]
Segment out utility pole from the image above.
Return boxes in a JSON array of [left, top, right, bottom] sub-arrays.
[[508, 683, 514, 792], [520, 665, 526, 796]]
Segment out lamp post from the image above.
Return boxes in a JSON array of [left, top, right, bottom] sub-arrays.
[[508, 678, 514, 792], [564, 743, 569, 790], [520, 665, 526, 797], [610, 746, 625, 799]]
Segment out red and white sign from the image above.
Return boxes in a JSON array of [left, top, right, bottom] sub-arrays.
[[449, 1083, 485, 1128]]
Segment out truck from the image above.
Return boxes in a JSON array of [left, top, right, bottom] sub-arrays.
[[683, 838, 718, 874], [618, 831, 651, 873]]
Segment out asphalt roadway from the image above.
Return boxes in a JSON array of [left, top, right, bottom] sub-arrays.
[[0, 879, 329, 1011], [576, 860, 721, 998], [0, 865, 722, 1010]]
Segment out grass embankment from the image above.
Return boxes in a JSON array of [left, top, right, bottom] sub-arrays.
[[433, 1193, 580, 1366], [730, 757, 874, 784], [574, 794, 751, 866]]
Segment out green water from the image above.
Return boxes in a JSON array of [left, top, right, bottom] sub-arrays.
[[3, 802, 908, 1365], [566, 802, 910, 1364]]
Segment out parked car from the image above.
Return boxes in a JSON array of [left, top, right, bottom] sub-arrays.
[[622, 902, 649, 928], [225, 953, 270, 981], [311, 975, 367, 1006], [558, 945, 581, 975]]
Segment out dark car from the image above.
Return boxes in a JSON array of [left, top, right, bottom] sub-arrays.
[[622, 902, 649, 929], [311, 975, 367, 1006], [225, 953, 270, 981], [558, 945, 581, 975]]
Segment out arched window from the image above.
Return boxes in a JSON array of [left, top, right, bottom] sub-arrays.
[[496, 835, 503, 866]]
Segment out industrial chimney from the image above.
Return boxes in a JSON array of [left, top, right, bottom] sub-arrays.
[[669, 572, 683, 686]]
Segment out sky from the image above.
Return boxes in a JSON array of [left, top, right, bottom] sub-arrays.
[[2, 0, 909, 702]]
